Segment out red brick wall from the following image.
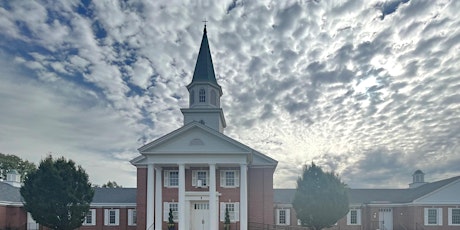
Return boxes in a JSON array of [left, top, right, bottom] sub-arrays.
[[2, 206, 27, 229], [248, 167, 275, 226], [136, 167, 147, 230]]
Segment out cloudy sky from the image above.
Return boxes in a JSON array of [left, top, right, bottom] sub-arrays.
[[1, 0, 459, 188]]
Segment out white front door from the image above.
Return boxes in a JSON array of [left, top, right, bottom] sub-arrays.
[[379, 208, 393, 230], [191, 202, 209, 230]]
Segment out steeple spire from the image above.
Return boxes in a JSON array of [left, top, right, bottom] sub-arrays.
[[190, 24, 219, 87], [181, 26, 226, 133]]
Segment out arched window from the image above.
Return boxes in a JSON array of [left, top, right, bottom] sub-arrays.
[[190, 90, 195, 104], [199, 89, 206, 102], [211, 90, 216, 106]]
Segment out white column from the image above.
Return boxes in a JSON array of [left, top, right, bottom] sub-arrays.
[[209, 164, 217, 230], [178, 164, 186, 230], [155, 167, 162, 230], [240, 163, 248, 230], [147, 164, 155, 230]]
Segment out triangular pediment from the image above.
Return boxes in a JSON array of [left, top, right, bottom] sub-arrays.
[[131, 122, 277, 167], [139, 122, 251, 155], [413, 177, 460, 204]]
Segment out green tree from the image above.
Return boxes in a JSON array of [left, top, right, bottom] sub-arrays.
[[0, 153, 36, 181], [20, 155, 94, 230], [102, 180, 122, 188], [293, 163, 349, 230]]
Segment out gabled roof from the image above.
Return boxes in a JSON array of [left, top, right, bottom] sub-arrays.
[[92, 187, 136, 204], [273, 176, 460, 205], [0, 182, 136, 205], [0, 182, 22, 204], [188, 26, 220, 88], [132, 121, 277, 167]]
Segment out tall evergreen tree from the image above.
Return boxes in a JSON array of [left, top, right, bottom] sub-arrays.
[[293, 163, 349, 230], [20, 155, 94, 230]]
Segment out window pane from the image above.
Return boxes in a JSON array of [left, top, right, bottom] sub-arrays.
[[169, 171, 178, 186], [225, 171, 235, 186], [85, 211, 92, 224], [109, 210, 116, 224], [279, 210, 286, 224], [350, 210, 357, 224], [170, 203, 179, 221], [428, 209, 437, 224], [133, 210, 137, 224], [197, 171, 207, 186], [226, 203, 235, 221], [199, 89, 205, 102], [452, 209, 460, 224]]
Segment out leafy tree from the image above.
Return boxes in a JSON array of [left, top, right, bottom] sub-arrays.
[[102, 180, 122, 188], [20, 155, 94, 230], [293, 163, 349, 230], [0, 153, 36, 181]]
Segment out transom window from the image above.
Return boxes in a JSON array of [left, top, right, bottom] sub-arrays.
[[199, 89, 206, 102]]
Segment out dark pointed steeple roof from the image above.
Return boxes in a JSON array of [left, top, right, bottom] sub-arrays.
[[191, 26, 219, 86]]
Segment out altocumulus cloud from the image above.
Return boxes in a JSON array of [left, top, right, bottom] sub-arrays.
[[0, 0, 459, 188]]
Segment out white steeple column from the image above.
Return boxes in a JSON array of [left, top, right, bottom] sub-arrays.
[[209, 164, 217, 230], [178, 164, 186, 230], [146, 164, 154, 230], [240, 163, 248, 230], [154, 167, 162, 230]]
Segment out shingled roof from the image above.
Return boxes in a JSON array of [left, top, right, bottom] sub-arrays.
[[274, 176, 460, 205], [0, 182, 23, 204]]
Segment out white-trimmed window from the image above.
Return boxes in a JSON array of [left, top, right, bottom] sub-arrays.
[[128, 209, 137, 226], [449, 208, 460, 225], [83, 209, 96, 226], [164, 170, 179, 187], [192, 170, 209, 187], [220, 202, 239, 222], [220, 170, 239, 187], [104, 209, 119, 226], [276, 208, 290, 225], [199, 88, 206, 102], [347, 209, 361, 225], [425, 208, 442, 226], [164, 202, 178, 222]]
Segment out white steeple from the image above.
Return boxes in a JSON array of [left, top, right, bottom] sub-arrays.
[[181, 26, 226, 132]]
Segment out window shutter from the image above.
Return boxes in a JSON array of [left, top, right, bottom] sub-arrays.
[[164, 202, 169, 222], [220, 202, 225, 221], [285, 209, 291, 225], [164, 171, 169, 187], [234, 202, 240, 221], [192, 171, 197, 186], [357, 209, 361, 225], [128, 209, 133, 225], [206, 170, 210, 186], [448, 208, 452, 225], [424, 208, 429, 225], [91, 209, 96, 225], [235, 170, 240, 187], [438, 208, 443, 225], [114, 209, 119, 225], [220, 171, 225, 187], [276, 209, 280, 225], [346, 210, 351, 225], [104, 209, 109, 225]]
